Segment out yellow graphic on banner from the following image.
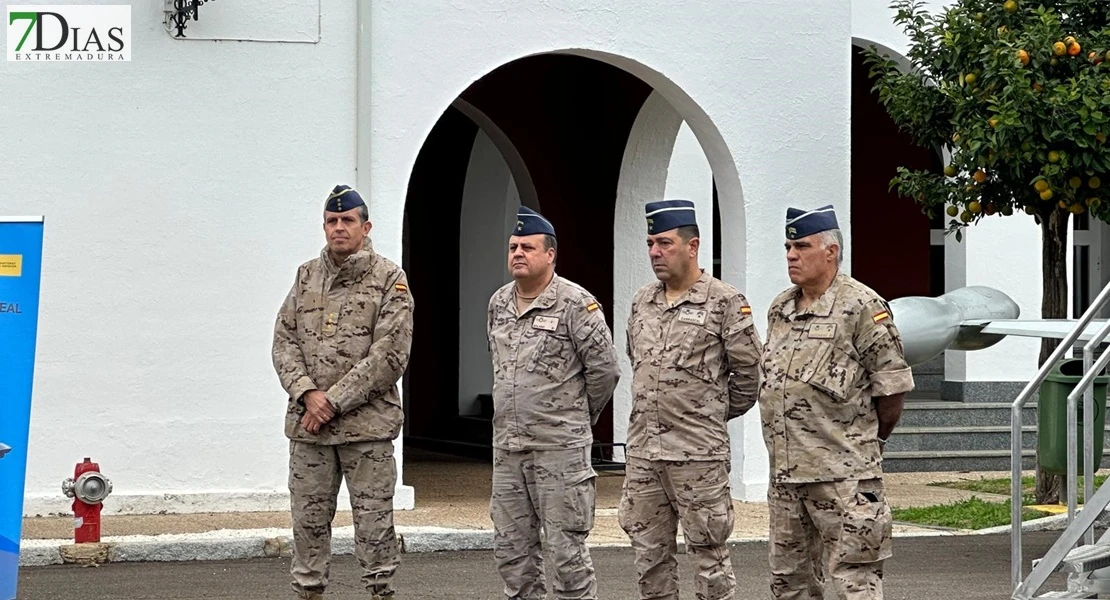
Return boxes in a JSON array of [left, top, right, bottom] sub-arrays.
[[0, 255, 22, 277]]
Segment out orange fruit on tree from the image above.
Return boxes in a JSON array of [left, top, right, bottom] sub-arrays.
[[1003, 0, 1018, 12], [969, 200, 982, 213], [1017, 49, 1030, 65], [946, 205, 959, 217], [1048, 150, 1061, 163], [1041, 189, 1055, 201], [965, 73, 977, 85], [1097, 133, 1107, 144], [989, 118, 999, 128], [973, 170, 988, 183], [944, 165, 957, 177], [1070, 203, 1086, 214], [1091, 176, 1102, 189], [1089, 197, 1102, 209], [1070, 176, 1083, 188], [1034, 179, 1050, 192], [1069, 42, 1082, 56], [1065, 36, 1077, 47], [1054, 42, 1067, 56]]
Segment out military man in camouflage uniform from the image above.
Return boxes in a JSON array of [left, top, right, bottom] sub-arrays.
[[759, 204, 914, 600], [272, 184, 414, 600], [620, 199, 762, 600], [487, 206, 620, 600]]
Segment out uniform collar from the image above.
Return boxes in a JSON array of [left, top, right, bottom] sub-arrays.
[[322, 238, 375, 277], [513, 273, 559, 316], [653, 269, 710, 309], [782, 271, 845, 319]]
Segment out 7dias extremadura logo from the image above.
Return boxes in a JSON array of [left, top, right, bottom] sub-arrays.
[[7, 5, 130, 62]]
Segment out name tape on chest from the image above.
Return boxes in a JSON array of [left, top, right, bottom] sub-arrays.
[[677, 307, 708, 326], [532, 315, 559, 331], [807, 322, 837, 339]]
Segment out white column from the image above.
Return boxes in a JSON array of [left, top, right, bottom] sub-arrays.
[[458, 131, 516, 415], [612, 92, 683, 461]]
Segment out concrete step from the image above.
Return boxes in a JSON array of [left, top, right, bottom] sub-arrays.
[[886, 425, 1037, 453], [882, 449, 1038, 472], [898, 401, 1038, 428], [883, 448, 1110, 473]]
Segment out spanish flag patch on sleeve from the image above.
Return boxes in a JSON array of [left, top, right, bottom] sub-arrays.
[[394, 283, 408, 293], [586, 302, 600, 312], [740, 305, 752, 315], [872, 310, 890, 323]]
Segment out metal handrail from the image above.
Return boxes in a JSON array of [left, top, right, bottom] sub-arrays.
[[1011, 280, 1110, 592], [1073, 321, 1110, 546]]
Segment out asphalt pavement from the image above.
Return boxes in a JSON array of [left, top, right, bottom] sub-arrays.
[[14, 531, 1070, 600]]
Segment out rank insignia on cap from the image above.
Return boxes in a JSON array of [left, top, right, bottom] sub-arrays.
[[740, 305, 752, 315], [785, 205, 838, 240], [326, 184, 366, 213], [586, 302, 600, 312], [514, 206, 556, 237], [395, 283, 408, 292], [644, 199, 697, 235], [872, 310, 890, 323]]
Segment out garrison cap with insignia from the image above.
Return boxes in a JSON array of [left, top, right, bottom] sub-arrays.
[[785, 204, 838, 240], [513, 206, 556, 237], [645, 199, 697, 235], [325, 184, 365, 213]]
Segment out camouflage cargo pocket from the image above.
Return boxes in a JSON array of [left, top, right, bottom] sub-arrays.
[[675, 327, 722, 383], [838, 482, 892, 564], [561, 468, 597, 532], [804, 341, 860, 402]]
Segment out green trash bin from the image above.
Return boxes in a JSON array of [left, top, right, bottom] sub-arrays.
[[1038, 357, 1108, 476]]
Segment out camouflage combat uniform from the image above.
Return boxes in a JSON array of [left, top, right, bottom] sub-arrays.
[[620, 270, 762, 600], [486, 275, 620, 600], [759, 272, 914, 600], [272, 238, 414, 599]]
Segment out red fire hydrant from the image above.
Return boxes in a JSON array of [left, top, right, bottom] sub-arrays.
[[61, 457, 113, 543]]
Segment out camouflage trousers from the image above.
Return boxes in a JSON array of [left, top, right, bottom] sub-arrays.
[[490, 445, 598, 600], [288, 439, 399, 598], [618, 458, 736, 600], [767, 479, 892, 600]]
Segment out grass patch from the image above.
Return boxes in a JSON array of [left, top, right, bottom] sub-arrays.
[[928, 474, 1107, 504], [892, 497, 1053, 530]]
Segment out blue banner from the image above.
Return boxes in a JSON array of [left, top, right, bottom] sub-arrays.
[[0, 217, 44, 600]]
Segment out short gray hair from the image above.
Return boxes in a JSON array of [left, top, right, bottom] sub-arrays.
[[816, 229, 843, 266]]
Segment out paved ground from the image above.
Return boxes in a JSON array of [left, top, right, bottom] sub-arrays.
[[21, 452, 1049, 543], [15, 531, 1070, 600]]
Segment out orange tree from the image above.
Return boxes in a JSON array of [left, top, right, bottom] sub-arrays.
[[863, 0, 1110, 504]]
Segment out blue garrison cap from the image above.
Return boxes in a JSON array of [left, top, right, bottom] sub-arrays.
[[325, 184, 365, 213], [513, 206, 556, 237], [645, 199, 697, 235], [785, 205, 839, 240]]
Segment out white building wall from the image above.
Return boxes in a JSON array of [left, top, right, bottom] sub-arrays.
[[2, 1, 415, 514], [0, 0, 1045, 515]]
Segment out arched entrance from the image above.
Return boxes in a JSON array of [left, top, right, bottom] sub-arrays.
[[398, 50, 748, 484]]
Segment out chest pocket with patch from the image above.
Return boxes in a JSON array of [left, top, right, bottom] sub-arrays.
[[795, 340, 861, 402], [527, 329, 575, 377], [674, 326, 722, 383]]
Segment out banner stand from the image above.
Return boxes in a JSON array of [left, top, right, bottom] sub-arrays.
[[0, 216, 45, 600]]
